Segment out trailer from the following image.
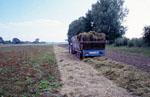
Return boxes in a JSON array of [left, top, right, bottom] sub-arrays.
[[69, 32, 106, 59]]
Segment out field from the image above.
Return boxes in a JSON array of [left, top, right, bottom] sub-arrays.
[[0, 44, 150, 97], [84, 57, 150, 97], [0, 45, 61, 97], [54, 45, 131, 97], [59, 45, 150, 97], [106, 45, 150, 72], [106, 45, 150, 58]]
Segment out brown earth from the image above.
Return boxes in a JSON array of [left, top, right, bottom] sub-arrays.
[[105, 51, 150, 72], [54, 45, 132, 97]]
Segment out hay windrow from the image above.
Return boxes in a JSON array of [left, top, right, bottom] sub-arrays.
[[84, 57, 150, 97]]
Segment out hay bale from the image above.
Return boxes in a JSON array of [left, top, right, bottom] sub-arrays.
[[77, 31, 106, 41]]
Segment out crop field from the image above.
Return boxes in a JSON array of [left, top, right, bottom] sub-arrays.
[[0, 45, 61, 97], [0, 44, 150, 97], [106, 45, 150, 72], [106, 45, 150, 58]]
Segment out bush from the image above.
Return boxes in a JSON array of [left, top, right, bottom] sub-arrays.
[[114, 37, 129, 46], [127, 40, 134, 47], [135, 38, 144, 47], [127, 38, 145, 47], [114, 37, 145, 47]]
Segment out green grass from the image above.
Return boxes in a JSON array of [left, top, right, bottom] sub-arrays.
[[106, 45, 150, 58], [0, 45, 61, 97]]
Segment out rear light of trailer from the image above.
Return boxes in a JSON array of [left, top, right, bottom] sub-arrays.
[[99, 51, 103, 54], [85, 52, 89, 54]]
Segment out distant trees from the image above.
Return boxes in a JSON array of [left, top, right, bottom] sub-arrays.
[[33, 38, 40, 44], [12, 38, 21, 44], [4, 40, 11, 44], [143, 26, 150, 46], [114, 37, 145, 47], [0, 37, 4, 44], [0, 37, 46, 44], [68, 0, 128, 43], [113, 25, 150, 47]]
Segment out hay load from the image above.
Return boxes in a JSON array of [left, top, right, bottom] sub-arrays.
[[77, 31, 106, 41]]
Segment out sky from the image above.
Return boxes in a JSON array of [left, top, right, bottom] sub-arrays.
[[0, 0, 150, 42], [124, 0, 150, 39]]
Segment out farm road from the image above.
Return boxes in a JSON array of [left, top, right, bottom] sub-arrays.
[[54, 45, 132, 97]]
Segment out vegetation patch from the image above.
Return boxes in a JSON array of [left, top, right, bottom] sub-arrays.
[[106, 45, 150, 58], [84, 57, 150, 97], [0, 45, 61, 97]]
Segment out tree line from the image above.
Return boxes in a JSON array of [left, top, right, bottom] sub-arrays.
[[114, 26, 150, 47], [68, 0, 128, 43], [0, 37, 46, 44]]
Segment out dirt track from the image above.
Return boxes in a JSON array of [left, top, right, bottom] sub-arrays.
[[54, 45, 132, 97]]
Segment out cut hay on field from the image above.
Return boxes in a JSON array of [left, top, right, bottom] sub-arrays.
[[84, 57, 150, 97]]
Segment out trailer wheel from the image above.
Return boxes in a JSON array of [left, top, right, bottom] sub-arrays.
[[77, 52, 83, 59], [69, 45, 72, 53], [69, 45, 75, 54], [69, 45, 73, 54], [72, 48, 76, 54]]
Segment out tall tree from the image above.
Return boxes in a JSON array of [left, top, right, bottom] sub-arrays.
[[143, 26, 150, 46], [85, 10, 93, 31], [67, 0, 128, 42], [68, 17, 87, 39], [91, 0, 128, 41]]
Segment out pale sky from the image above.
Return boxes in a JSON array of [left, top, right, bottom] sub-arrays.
[[124, 0, 150, 39], [0, 0, 150, 42]]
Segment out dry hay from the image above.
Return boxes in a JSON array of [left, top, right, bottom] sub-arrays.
[[55, 46, 132, 97], [84, 57, 150, 97], [77, 31, 106, 41]]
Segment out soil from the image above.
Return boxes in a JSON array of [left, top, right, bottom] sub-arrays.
[[105, 51, 150, 72], [54, 45, 132, 97]]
